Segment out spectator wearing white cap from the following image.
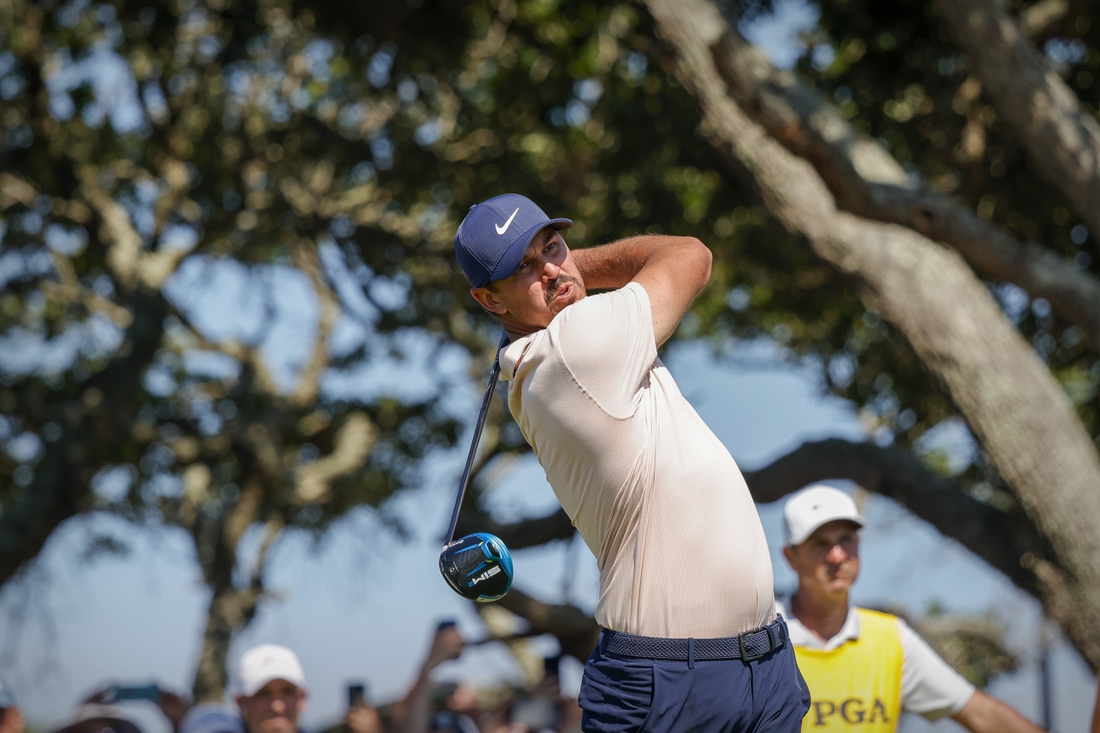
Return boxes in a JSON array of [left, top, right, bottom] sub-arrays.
[[779, 484, 1044, 733], [49, 705, 144, 733], [0, 678, 23, 733], [235, 644, 308, 733]]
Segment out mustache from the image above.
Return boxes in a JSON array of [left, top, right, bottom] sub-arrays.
[[546, 274, 582, 305]]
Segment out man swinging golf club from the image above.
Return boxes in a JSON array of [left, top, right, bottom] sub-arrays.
[[455, 194, 809, 733]]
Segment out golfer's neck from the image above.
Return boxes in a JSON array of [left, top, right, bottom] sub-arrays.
[[789, 585, 850, 643], [500, 312, 549, 341]]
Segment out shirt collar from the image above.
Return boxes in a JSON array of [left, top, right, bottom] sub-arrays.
[[777, 600, 860, 651], [499, 331, 538, 380]]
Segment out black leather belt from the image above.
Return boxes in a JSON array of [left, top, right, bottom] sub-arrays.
[[602, 616, 788, 663]]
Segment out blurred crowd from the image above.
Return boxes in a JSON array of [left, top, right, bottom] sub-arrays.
[[0, 622, 580, 733]]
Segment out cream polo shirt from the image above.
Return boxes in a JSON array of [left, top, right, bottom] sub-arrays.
[[499, 282, 776, 638], [777, 601, 976, 720]]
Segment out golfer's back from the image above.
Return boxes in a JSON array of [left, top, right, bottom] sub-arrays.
[[501, 282, 775, 638]]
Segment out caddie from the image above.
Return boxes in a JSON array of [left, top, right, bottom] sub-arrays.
[[780, 484, 1045, 733], [456, 193, 809, 732]]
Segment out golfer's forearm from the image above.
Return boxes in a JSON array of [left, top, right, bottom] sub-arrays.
[[573, 235, 706, 290]]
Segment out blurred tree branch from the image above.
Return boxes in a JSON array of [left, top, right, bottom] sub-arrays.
[[912, 612, 1018, 689], [493, 586, 600, 663], [943, 0, 1100, 241], [705, 27, 1100, 349]]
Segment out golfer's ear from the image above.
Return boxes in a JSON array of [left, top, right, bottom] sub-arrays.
[[781, 544, 795, 567], [471, 286, 507, 315]]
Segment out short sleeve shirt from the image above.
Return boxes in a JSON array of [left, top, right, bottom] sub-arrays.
[[500, 282, 775, 638], [778, 602, 976, 720]]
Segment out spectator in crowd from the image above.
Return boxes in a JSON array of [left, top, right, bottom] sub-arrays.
[[0, 678, 23, 733], [482, 657, 581, 733], [344, 695, 384, 733], [157, 691, 192, 733], [84, 683, 189, 733], [341, 677, 385, 730], [50, 705, 144, 733], [779, 484, 1046, 733], [316, 683, 385, 733], [427, 683, 481, 733], [180, 704, 245, 733], [392, 622, 474, 733], [235, 644, 309, 733]]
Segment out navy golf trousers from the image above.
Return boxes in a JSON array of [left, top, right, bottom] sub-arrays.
[[579, 619, 810, 733]]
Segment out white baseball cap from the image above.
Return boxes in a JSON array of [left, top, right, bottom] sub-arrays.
[[51, 705, 144, 733], [238, 644, 307, 697], [783, 484, 865, 546]]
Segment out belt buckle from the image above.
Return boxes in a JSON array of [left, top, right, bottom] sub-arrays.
[[738, 629, 770, 662]]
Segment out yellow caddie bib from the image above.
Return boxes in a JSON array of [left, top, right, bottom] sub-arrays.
[[793, 608, 903, 732]]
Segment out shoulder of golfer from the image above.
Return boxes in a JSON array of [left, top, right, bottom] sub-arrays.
[[572, 235, 711, 346], [896, 616, 976, 719]]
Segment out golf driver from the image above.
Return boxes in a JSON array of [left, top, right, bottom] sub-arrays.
[[438, 333, 514, 602]]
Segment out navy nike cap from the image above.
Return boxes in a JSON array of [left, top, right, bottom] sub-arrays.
[[454, 193, 572, 287]]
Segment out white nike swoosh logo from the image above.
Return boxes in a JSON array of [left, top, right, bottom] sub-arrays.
[[495, 208, 520, 235]]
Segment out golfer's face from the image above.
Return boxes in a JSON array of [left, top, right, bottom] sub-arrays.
[[480, 227, 585, 330], [791, 520, 861, 596]]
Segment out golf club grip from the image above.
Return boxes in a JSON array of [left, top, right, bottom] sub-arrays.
[[444, 333, 508, 543]]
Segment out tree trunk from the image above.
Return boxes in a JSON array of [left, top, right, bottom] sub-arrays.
[[191, 581, 264, 699], [190, 479, 279, 701], [640, 0, 1100, 669], [193, 582, 264, 702]]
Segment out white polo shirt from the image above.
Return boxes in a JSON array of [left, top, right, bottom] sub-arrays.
[[777, 601, 976, 720], [500, 282, 775, 638]]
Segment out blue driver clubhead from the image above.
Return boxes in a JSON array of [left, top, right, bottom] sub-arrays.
[[440, 532, 514, 602], [438, 334, 514, 602]]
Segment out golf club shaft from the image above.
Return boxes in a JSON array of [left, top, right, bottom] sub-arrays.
[[444, 332, 508, 544]]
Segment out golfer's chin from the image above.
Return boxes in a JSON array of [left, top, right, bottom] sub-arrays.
[[503, 288, 585, 336]]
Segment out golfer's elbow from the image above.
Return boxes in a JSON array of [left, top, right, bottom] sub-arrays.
[[680, 236, 712, 292]]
